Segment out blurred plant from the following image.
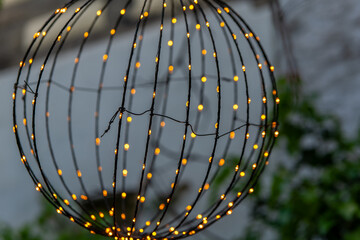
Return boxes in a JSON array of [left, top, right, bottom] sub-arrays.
[[227, 78, 360, 240]]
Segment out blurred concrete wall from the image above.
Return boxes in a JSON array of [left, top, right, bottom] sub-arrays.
[[282, 0, 360, 136]]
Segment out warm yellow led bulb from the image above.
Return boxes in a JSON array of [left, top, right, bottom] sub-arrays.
[[124, 143, 130, 151], [219, 158, 225, 166], [182, 158, 187, 165]]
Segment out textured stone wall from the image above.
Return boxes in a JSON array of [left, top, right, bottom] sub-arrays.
[[283, 0, 360, 135]]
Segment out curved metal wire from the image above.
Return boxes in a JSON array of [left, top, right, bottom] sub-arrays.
[[12, 0, 279, 239]]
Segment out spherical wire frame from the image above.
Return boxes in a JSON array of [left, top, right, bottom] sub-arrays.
[[12, 0, 279, 239]]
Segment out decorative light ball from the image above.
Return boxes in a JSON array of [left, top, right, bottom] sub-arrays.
[[12, 0, 279, 239]]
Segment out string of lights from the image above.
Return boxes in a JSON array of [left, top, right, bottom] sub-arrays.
[[13, 0, 279, 239]]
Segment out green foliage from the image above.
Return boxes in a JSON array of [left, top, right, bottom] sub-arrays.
[[237, 79, 360, 239], [0, 201, 108, 240]]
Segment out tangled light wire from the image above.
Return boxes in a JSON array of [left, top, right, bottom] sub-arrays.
[[12, 0, 279, 239]]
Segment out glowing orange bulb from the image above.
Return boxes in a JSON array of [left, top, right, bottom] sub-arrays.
[[219, 159, 225, 166], [182, 158, 187, 165]]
